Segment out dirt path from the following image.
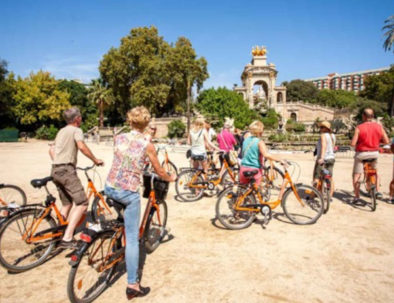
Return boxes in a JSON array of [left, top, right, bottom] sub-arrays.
[[0, 140, 393, 303]]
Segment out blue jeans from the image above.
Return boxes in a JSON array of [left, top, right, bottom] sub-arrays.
[[104, 185, 140, 284]]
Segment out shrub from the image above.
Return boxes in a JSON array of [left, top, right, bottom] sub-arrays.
[[285, 120, 305, 133], [35, 125, 59, 140], [268, 133, 288, 142], [167, 120, 186, 138]]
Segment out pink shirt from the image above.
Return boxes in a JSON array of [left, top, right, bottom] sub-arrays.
[[217, 129, 236, 152]]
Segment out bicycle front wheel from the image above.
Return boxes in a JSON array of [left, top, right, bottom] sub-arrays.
[[216, 185, 256, 230], [369, 186, 377, 212], [0, 208, 56, 272], [322, 180, 331, 214], [144, 200, 168, 254], [175, 169, 205, 202], [161, 160, 178, 177], [282, 185, 324, 225], [67, 230, 118, 303], [0, 184, 27, 207]]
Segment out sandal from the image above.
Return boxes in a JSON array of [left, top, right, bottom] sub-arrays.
[[126, 286, 150, 300], [58, 239, 78, 249]]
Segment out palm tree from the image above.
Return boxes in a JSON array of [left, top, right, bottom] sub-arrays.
[[383, 15, 394, 53], [88, 79, 114, 127]]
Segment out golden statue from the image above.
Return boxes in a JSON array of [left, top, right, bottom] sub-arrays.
[[252, 46, 267, 56]]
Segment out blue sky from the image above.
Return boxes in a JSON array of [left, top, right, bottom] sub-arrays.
[[1, 0, 393, 88]]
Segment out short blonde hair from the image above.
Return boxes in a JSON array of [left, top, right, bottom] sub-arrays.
[[127, 106, 151, 131], [249, 120, 264, 136]]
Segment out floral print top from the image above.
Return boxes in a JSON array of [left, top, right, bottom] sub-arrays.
[[106, 130, 149, 192]]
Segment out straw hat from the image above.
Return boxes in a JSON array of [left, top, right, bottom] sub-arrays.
[[319, 121, 331, 131]]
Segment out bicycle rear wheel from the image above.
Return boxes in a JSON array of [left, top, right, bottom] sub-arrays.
[[322, 180, 331, 214], [0, 184, 27, 207], [369, 186, 377, 212], [215, 185, 256, 230], [0, 208, 56, 272], [144, 200, 168, 254], [67, 230, 118, 303], [91, 194, 117, 224], [282, 185, 324, 225], [175, 169, 205, 202]]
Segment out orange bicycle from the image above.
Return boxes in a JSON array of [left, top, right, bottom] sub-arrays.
[[216, 161, 324, 229], [176, 151, 238, 201], [67, 173, 169, 303], [360, 158, 378, 211], [0, 183, 27, 222], [0, 177, 75, 272]]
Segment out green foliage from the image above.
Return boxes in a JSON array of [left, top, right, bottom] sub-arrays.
[[167, 120, 186, 138], [261, 108, 279, 129], [359, 66, 394, 115], [196, 87, 260, 129], [35, 125, 59, 140], [0, 60, 16, 128], [99, 26, 208, 119], [12, 71, 71, 127], [383, 15, 394, 53], [283, 79, 318, 102], [286, 119, 306, 133], [331, 119, 347, 133], [352, 98, 388, 121], [316, 89, 357, 108], [88, 79, 114, 127], [268, 133, 288, 142]]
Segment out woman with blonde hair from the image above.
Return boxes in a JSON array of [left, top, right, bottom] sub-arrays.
[[239, 120, 285, 185], [187, 117, 219, 173], [105, 106, 176, 299]]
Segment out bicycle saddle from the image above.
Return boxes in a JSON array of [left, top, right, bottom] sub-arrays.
[[242, 170, 259, 178], [362, 158, 377, 163], [31, 176, 53, 188], [191, 155, 205, 161], [106, 198, 126, 211]]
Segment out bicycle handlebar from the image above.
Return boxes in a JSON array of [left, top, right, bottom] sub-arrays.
[[76, 165, 96, 171]]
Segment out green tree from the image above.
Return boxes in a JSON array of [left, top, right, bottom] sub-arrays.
[[316, 89, 357, 108], [99, 26, 208, 122], [87, 79, 114, 127], [283, 79, 319, 102], [261, 108, 280, 130], [0, 59, 16, 128], [12, 71, 70, 127], [58, 79, 97, 130], [196, 87, 260, 129], [167, 120, 186, 138], [383, 15, 394, 53], [359, 66, 394, 116]]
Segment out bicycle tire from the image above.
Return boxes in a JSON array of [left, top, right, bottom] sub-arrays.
[[67, 230, 118, 303], [175, 169, 205, 202], [161, 160, 178, 177], [0, 208, 56, 272], [0, 184, 27, 207], [264, 166, 284, 192], [215, 185, 256, 230], [144, 200, 168, 254], [282, 184, 324, 225], [91, 194, 117, 224], [369, 186, 377, 212], [322, 180, 330, 214]]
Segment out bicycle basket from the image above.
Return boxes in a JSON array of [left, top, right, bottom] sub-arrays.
[[142, 174, 169, 200]]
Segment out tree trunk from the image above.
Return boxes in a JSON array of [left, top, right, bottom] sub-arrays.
[[99, 100, 104, 127], [186, 78, 191, 135]]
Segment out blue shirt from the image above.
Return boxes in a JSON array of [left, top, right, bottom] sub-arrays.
[[241, 136, 261, 168]]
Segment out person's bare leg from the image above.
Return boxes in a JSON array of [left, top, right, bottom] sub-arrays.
[[62, 204, 87, 241], [353, 173, 361, 198], [60, 204, 72, 220]]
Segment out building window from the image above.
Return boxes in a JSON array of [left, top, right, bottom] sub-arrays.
[[290, 112, 297, 121]]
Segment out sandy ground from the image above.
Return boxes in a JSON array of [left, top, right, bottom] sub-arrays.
[[0, 140, 393, 303]]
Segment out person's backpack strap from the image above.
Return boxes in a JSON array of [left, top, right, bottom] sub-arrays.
[[242, 137, 259, 158]]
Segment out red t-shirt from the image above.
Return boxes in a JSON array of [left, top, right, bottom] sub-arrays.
[[356, 121, 383, 152]]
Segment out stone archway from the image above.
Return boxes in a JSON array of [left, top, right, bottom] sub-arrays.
[[253, 80, 269, 108], [277, 92, 283, 103], [290, 112, 297, 121]]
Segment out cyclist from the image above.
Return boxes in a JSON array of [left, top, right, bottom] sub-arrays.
[[187, 117, 219, 173], [217, 121, 237, 152], [312, 121, 336, 196], [350, 108, 389, 203], [105, 106, 176, 299], [239, 120, 285, 186], [49, 107, 104, 249]]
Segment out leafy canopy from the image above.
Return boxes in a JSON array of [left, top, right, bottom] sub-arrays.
[[282, 79, 318, 102], [196, 87, 260, 129]]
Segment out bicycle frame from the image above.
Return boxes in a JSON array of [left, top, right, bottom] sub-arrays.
[[234, 166, 304, 213], [363, 162, 377, 191]]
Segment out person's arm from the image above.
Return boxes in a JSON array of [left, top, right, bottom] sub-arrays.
[[204, 132, 220, 151], [350, 127, 359, 148], [48, 144, 55, 161], [318, 134, 326, 164], [381, 126, 390, 145], [187, 133, 191, 145], [258, 140, 285, 164], [146, 143, 176, 182], [76, 141, 104, 166]]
